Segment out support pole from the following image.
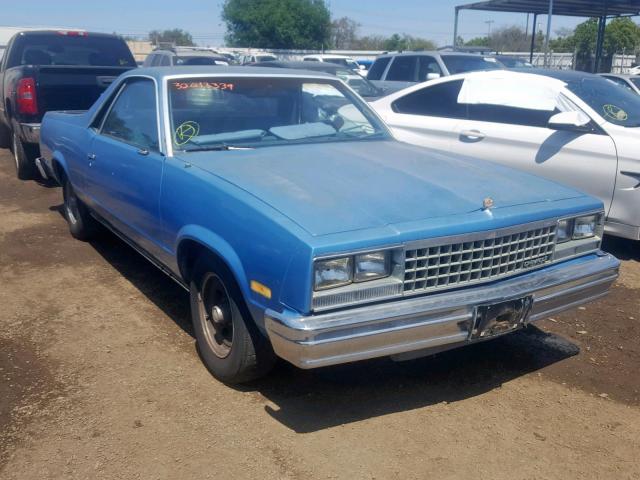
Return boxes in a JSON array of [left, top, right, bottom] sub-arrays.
[[544, 0, 554, 68], [530, 13, 538, 64], [595, 16, 607, 73], [453, 7, 460, 49]]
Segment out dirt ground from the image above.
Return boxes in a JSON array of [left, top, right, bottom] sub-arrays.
[[0, 148, 639, 480]]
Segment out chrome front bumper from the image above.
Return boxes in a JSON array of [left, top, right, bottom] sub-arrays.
[[265, 252, 619, 369]]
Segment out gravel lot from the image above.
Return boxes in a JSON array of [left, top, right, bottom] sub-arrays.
[[1, 148, 639, 479]]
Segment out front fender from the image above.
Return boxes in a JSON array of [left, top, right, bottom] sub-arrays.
[[175, 224, 249, 298]]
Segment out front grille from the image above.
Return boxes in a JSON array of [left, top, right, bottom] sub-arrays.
[[404, 225, 557, 294]]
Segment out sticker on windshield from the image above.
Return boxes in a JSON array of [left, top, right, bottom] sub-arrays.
[[172, 81, 235, 91], [174, 121, 200, 146], [603, 104, 628, 122]]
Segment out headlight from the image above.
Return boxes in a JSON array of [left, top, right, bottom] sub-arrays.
[[556, 219, 573, 243], [573, 214, 598, 239], [314, 257, 352, 291], [354, 251, 390, 282]]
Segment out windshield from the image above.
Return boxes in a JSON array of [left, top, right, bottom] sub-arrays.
[[168, 76, 389, 151], [8, 34, 136, 68], [333, 69, 382, 97], [565, 76, 640, 127], [442, 55, 503, 75], [631, 77, 640, 89]]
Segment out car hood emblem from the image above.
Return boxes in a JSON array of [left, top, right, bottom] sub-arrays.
[[483, 197, 494, 210]]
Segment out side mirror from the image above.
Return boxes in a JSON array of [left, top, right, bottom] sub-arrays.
[[426, 73, 441, 81], [548, 111, 592, 132], [358, 64, 366, 70]]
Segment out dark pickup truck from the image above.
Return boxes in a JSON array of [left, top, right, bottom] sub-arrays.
[[0, 30, 136, 179]]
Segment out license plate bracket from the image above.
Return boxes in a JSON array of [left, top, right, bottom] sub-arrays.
[[472, 297, 533, 339]]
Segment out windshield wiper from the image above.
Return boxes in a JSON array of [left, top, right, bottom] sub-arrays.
[[183, 143, 254, 152]]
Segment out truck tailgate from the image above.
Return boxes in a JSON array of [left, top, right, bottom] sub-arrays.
[[36, 66, 129, 113]]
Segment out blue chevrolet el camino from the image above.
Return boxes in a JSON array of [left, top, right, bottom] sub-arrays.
[[39, 67, 619, 383]]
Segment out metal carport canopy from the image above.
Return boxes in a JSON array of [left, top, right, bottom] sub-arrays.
[[457, 0, 640, 17], [453, 0, 640, 72]]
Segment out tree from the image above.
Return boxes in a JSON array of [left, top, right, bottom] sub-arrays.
[[352, 34, 387, 50], [465, 26, 544, 52], [381, 33, 436, 52], [331, 17, 359, 49], [548, 17, 640, 55], [148, 29, 195, 46], [222, 0, 331, 49]]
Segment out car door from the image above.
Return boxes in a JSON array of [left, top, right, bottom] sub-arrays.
[[451, 95, 618, 213], [376, 79, 466, 153], [85, 77, 165, 254]]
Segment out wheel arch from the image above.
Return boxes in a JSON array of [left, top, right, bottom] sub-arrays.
[[176, 227, 248, 298], [50, 151, 69, 185]]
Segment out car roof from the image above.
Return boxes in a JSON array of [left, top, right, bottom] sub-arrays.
[[153, 49, 225, 58], [511, 68, 602, 82], [15, 30, 117, 39], [250, 60, 354, 74], [376, 51, 489, 59], [304, 54, 350, 59], [125, 66, 336, 81]]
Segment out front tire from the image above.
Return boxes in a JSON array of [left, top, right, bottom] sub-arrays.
[[12, 131, 36, 180], [190, 255, 275, 383], [62, 178, 100, 241]]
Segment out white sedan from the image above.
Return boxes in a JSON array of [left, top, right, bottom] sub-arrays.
[[371, 70, 640, 241]]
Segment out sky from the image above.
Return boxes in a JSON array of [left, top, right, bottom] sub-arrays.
[[0, 0, 591, 47]]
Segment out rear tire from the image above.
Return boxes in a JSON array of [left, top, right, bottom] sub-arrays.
[[11, 131, 36, 180], [62, 178, 100, 241], [190, 254, 275, 383]]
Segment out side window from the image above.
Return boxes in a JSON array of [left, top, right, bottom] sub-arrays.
[[386, 56, 418, 82], [467, 104, 558, 127], [367, 57, 391, 80], [417, 56, 442, 82], [101, 79, 159, 151], [392, 80, 466, 119]]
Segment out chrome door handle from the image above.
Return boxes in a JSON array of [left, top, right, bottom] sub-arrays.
[[460, 130, 486, 140], [87, 153, 96, 160], [137, 148, 149, 156]]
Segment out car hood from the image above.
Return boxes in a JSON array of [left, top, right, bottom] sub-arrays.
[[179, 140, 586, 237]]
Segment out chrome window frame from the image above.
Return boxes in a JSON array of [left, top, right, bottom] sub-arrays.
[[88, 74, 165, 156]]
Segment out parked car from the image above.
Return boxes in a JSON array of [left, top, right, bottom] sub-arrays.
[[356, 58, 373, 76], [600, 73, 640, 95], [39, 66, 618, 383], [495, 55, 533, 68], [629, 64, 640, 75], [143, 47, 229, 67], [240, 53, 277, 64], [371, 69, 640, 241], [250, 60, 385, 99], [302, 54, 365, 74], [0, 30, 137, 179], [367, 51, 504, 93]]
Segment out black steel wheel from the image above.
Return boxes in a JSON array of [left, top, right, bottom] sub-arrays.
[[190, 254, 275, 383]]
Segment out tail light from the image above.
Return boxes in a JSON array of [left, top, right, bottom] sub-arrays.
[[17, 77, 38, 115]]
